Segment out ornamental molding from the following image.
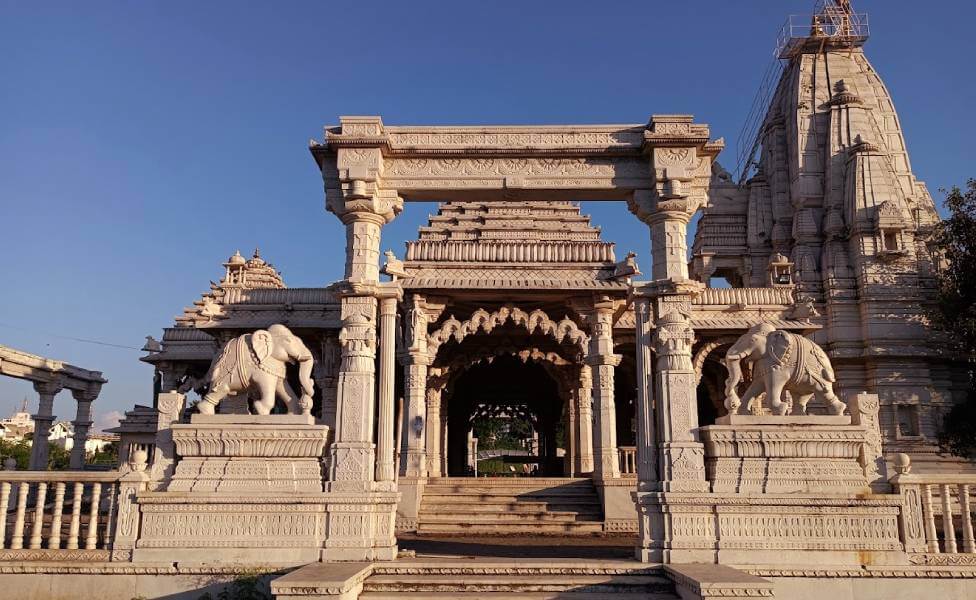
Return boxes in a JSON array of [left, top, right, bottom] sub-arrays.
[[314, 115, 721, 201]]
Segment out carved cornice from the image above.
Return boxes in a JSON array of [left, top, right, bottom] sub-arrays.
[[313, 115, 721, 201]]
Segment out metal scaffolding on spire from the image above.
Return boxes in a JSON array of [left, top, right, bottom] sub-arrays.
[[735, 0, 870, 183]]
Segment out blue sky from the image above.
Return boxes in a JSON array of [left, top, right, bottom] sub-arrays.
[[1, 1, 973, 428]]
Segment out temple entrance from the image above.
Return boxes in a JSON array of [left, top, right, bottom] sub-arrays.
[[445, 355, 565, 477]]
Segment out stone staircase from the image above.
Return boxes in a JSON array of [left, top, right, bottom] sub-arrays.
[[357, 559, 679, 599], [417, 478, 604, 535]]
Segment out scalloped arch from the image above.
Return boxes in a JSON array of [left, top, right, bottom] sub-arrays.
[[427, 305, 588, 356]]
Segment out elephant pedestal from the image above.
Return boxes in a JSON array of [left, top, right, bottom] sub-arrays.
[[131, 414, 333, 565], [701, 415, 870, 494], [167, 414, 330, 493], [634, 415, 908, 566]]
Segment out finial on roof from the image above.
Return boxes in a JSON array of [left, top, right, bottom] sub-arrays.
[[227, 250, 246, 265]]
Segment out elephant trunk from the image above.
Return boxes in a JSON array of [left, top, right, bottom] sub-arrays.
[[724, 355, 744, 411], [297, 352, 314, 397]]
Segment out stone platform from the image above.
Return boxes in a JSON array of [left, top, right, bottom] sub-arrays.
[[701, 415, 870, 494], [168, 414, 329, 493], [130, 414, 399, 564]]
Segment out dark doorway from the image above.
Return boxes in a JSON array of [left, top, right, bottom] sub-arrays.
[[446, 355, 564, 476]]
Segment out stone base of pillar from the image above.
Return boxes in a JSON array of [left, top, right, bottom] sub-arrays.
[[321, 490, 400, 562], [329, 442, 377, 492], [594, 478, 638, 533], [394, 476, 426, 533], [402, 450, 427, 479], [657, 442, 709, 493]]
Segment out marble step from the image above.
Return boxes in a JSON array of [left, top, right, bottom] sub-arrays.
[[418, 512, 601, 524], [359, 592, 676, 599], [362, 573, 672, 594], [416, 521, 605, 534], [427, 480, 595, 493], [420, 503, 602, 515], [421, 492, 600, 502]]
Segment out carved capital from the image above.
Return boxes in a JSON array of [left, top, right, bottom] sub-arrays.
[[630, 278, 705, 300], [70, 387, 100, 403], [339, 313, 377, 360], [32, 379, 63, 397]]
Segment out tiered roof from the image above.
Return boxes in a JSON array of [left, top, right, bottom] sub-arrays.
[[400, 201, 634, 290]]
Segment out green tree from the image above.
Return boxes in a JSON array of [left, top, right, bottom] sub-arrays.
[[0, 437, 72, 470], [90, 441, 119, 466], [0, 438, 32, 469], [933, 180, 976, 458]]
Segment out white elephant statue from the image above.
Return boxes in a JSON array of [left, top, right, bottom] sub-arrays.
[[197, 324, 314, 416], [724, 323, 845, 416]]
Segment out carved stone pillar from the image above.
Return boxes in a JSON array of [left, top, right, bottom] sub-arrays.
[[425, 386, 443, 478], [375, 293, 399, 483], [398, 293, 438, 479], [315, 335, 340, 434], [587, 299, 621, 480], [576, 365, 594, 474], [400, 360, 429, 478], [631, 280, 708, 563], [633, 297, 657, 487], [29, 380, 62, 471], [317, 115, 402, 558], [329, 295, 379, 491], [150, 391, 185, 490], [440, 411, 449, 476], [69, 390, 96, 470], [565, 385, 577, 477], [849, 392, 888, 492], [648, 284, 706, 493]]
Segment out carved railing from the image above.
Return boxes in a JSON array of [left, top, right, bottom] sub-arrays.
[[618, 446, 637, 476], [694, 287, 795, 307], [891, 457, 976, 560], [406, 239, 615, 263], [0, 470, 121, 557], [0, 452, 149, 561]]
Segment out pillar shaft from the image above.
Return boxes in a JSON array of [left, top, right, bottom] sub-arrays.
[[634, 298, 657, 486], [316, 335, 340, 434], [375, 296, 398, 483], [648, 286, 707, 493], [425, 388, 442, 478], [440, 417, 449, 476], [400, 361, 428, 478], [69, 396, 94, 470], [565, 390, 577, 477], [650, 216, 691, 281], [29, 381, 61, 471], [587, 304, 620, 480], [329, 295, 379, 490], [344, 218, 383, 282], [576, 365, 595, 474]]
